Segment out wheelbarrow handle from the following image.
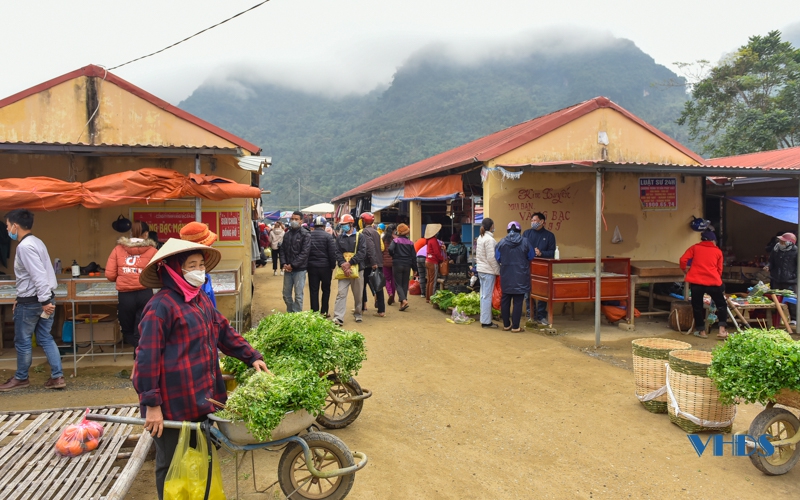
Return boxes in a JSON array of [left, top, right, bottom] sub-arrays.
[[86, 413, 202, 431]]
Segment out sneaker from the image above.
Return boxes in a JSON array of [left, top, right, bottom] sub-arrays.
[[273, 270, 278, 276], [333, 319, 344, 327], [791, 320, 797, 326], [481, 322, 499, 329], [537, 318, 549, 326], [44, 377, 66, 389], [355, 316, 363, 323], [280, 270, 284, 276], [0, 377, 30, 392]]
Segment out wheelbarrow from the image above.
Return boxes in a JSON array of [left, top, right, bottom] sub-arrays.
[[87, 411, 368, 500], [744, 389, 800, 475], [222, 372, 373, 430]]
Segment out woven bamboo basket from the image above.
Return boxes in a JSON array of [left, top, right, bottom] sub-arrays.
[[667, 350, 735, 433], [773, 388, 800, 409], [632, 338, 692, 413]]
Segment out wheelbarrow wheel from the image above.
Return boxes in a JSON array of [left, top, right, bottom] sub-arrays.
[[278, 431, 355, 500], [316, 374, 364, 429], [748, 407, 800, 475]]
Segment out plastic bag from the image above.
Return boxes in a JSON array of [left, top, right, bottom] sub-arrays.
[[367, 267, 385, 294], [611, 225, 623, 244], [447, 306, 475, 324], [54, 408, 105, 457], [492, 276, 502, 310], [164, 422, 226, 500], [409, 278, 421, 295]]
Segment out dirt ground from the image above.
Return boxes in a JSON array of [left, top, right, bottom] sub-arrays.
[[2, 267, 799, 499]]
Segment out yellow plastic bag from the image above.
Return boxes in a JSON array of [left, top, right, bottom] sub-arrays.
[[163, 422, 226, 500]]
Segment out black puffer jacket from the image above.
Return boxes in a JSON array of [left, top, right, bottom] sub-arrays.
[[768, 243, 798, 285], [279, 227, 311, 271], [307, 229, 337, 270]]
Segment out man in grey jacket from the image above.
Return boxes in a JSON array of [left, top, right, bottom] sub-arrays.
[[0, 209, 65, 392], [359, 213, 386, 317]]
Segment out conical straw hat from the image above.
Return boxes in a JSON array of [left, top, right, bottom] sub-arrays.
[[139, 238, 221, 288], [424, 223, 442, 239]]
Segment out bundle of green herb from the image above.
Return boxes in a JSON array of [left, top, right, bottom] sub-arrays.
[[709, 328, 800, 405], [218, 312, 367, 441], [430, 290, 455, 311]]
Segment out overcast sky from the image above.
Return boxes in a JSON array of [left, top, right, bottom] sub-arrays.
[[2, 1, 799, 104]]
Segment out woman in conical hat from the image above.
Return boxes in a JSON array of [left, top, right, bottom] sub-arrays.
[[133, 238, 269, 499]]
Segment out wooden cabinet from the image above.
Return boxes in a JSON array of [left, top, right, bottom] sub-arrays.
[[530, 258, 631, 325]]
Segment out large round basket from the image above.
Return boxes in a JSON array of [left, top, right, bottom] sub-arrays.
[[632, 338, 692, 413], [667, 350, 735, 433], [668, 301, 694, 333]]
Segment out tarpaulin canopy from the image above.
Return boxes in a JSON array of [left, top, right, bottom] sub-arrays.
[[400, 175, 463, 201], [300, 202, 335, 214], [728, 196, 798, 224], [371, 187, 404, 212], [263, 210, 282, 221], [0, 168, 261, 211]]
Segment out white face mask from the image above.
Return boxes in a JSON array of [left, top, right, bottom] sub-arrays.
[[182, 269, 206, 287]]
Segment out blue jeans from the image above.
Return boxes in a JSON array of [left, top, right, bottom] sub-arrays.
[[14, 301, 63, 380], [283, 270, 307, 312], [478, 273, 496, 325]]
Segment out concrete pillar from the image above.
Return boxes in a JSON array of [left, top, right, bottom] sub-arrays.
[[410, 201, 422, 240]]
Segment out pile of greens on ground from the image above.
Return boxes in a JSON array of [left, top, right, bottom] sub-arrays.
[[430, 290, 455, 311], [709, 328, 800, 405], [218, 312, 366, 441], [452, 292, 481, 316], [430, 290, 489, 317]]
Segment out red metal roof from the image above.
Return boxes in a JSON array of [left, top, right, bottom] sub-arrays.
[[0, 65, 261, 155], [332, 96, 704, 201], [706, 146, 800, 169]]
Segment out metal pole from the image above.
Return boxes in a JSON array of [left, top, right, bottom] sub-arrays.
[[595, 169, 602, 348], [195, 155, 202, 222]]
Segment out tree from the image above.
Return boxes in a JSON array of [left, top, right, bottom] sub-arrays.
[[677, 31, 800, 157]]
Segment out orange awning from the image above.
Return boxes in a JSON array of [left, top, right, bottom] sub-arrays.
[[0, 168, 261, 211]]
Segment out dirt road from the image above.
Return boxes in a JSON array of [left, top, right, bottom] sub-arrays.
[[3, 266, 798, 498]]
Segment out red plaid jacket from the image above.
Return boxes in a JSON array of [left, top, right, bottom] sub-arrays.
[[133, 275, 262, 421]]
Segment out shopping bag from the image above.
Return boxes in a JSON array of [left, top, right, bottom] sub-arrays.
[[492, 276, 502, 310], [335, 253, 359, 279], [438, 259, 449, 276], [409, 278, 421, 295], [163, 422, 226, 500], [368, 267, 385, 294]]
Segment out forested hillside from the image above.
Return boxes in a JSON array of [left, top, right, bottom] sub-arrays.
[[180, 36, 690, 210]]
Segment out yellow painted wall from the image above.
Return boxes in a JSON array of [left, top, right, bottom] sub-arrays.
[[0, 76, 240, 149], [491, 107, 701, 166], [484, 171, 704, 262], [0, 154, 256, 328]]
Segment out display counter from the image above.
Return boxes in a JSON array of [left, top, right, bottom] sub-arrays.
[[209, 260, 243, 331], [530, 258, 631, 325]]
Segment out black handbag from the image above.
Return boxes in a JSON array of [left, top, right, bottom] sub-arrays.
[[368, 268, 385, 294]]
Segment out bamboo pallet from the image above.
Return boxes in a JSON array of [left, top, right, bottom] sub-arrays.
[[0, 404, 152, 500]]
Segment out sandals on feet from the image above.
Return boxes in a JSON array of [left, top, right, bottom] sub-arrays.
[[511, 327, 524, 333], [503, 326, 512, 331], [693, 330, 708, 339], [399, 302, 409, 311]]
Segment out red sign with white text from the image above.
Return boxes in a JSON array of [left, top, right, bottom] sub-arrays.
[[218, 211, 241, 242]]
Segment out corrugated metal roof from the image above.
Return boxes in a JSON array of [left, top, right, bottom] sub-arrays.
[[0, 65, 261, 155], [706, 146, 800, 169], [332, 96, 704, 201], [497, 159, 800, 175]]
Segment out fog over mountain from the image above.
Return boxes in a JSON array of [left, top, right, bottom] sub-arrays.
[[181, 31, 691, 210]]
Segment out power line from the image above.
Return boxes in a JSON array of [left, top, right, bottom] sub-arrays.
[[109, 0, 272, 71]]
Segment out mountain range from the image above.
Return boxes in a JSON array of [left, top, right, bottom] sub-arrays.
[[179, 35, 691, 210]]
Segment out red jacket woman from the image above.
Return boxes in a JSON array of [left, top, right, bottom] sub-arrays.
[[679, 231, 728, 339]]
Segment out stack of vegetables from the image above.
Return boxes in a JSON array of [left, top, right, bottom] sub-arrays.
[[219, 312, 366, 442], [430, 290, 498, 318], [709, 328, 800, 405]]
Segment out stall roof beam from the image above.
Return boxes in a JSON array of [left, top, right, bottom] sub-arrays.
[[495, 160, 800, 178], [0, 143, 243, 157]]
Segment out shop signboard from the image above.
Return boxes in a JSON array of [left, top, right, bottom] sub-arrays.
[[639, 177, 677, 211], [131, 208, 245, 246]]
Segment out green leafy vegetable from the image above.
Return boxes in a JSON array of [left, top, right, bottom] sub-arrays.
[[218, 311, 367, 441], [430, 290, 455, 311], [451, 292, 481, 316], [709, 328, 800, 405]]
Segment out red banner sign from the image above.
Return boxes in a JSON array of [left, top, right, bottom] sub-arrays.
[[131, 208, 243, 245]]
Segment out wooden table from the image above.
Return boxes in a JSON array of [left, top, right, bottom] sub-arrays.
[[627, 260, 688, 325], [727, 301, 793, 332]]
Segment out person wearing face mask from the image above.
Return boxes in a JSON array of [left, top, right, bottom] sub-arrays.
[[765, 232, 798, 324], [680, 230, 728, 339], [475, 218, 501, 328], [279, 211, 311, 313], [0, 209, 65, 392], [105, 221, 158, 353], [179, 221, 218, 307], [522, 212, 556, 325], [133, 238, 269, 499], [333, 214, 367, 326]]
